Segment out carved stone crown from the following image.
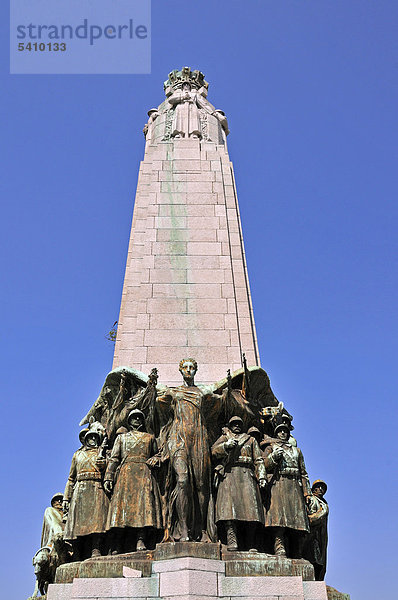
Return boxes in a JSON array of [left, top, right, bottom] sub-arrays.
[[164, 67, 209, 92]]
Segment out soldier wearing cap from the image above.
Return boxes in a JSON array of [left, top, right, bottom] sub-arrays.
[[304, 479, 329, 580], [40, 493, 64, 549], [212, 416, 266, 551], [104, 409, 163, 553], [263, 423, 312, 558], [63, 425, 109, 559]]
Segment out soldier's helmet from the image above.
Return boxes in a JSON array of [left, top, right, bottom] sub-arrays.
[[312, 479, 327, 493]]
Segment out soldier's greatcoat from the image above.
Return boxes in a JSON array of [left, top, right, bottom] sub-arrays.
[[212, 430, 266, 524], [263, 441, 311, 532], [63, 448, 109, 540], [104, 430, 163, 531]]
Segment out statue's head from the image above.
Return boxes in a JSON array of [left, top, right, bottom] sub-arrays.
[[127, 409, 145, 431], [84, 430, 101, 448], [228, 416, 244, 434], [247, 426, 262, 443], [274, 423, 290, 442], [179, 358, 198, 383], [79, 427, 89, 446], [312, 479, 327, 498], [51, 493, 63, 510]]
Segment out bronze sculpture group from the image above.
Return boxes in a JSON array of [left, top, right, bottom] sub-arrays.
[[33, 359, 329, 595]]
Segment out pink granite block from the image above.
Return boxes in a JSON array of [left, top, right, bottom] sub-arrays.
[[186, 204, 216, 216], [47, 583, 72, 600], [224, 269, 233, 283], [147, 297, 187, 314], [172, 159, 202, 171], [147, 346, 228, 364], [302, 581, 328, 600], [116, 346, 147, 364], [188, 229, 218, 242], [157, 229, 189, 242], [210, 160, 222, 171], [188, 329, 230, 347], [136, 313, 150, 329], [241, 350, 257, 366], [221, 242, 230, 256], [153, 557, 224, 573], [119, 331, 145, 347], [186, 181, 213, 193], [229, 329, 240, 346], [238, 317, 253, 334], [150, 269, 187, 284], [118, 316, 137, 333], [153, 255, 218, 270], [160, 568, 218, 597], [155, 216, 187, 229], [224, 185, 235, 197], [220, 255, 232, 269], [200, 161, 211, 171], [217, 229, 229, 243], [227, 346, 242, 365], [141, 255, 155, 269], [152, 283, 221, 299], [186, 242, 222, 256], [140, 269, 150, 284], [221, 283, 235, 298], [222, 173, 233, 187], [229, 231, 241, 246], [239, 333, 256, 350], [231, 245, 244, 260], [144, 329, 188, 347], [235, 287, 250, 303], [219, 575, 304, 597], [225, 314, 238, 329], [156, 192, 188, 204], [186, 269, 225, 284], [151, 241, 187, 255], [125, 283, 153, 300], [226, 195, 237, 209], [71, 575, 159, 597], [212, 181, 224, 194], [187, 298, 227, 314], [215, 205, 226, 216], [218, 215, 228, 229], [186, 172, 216, 182], [186, 216, 220, 229], [185, 192, 219, 205], [151, 313, 223, 330]]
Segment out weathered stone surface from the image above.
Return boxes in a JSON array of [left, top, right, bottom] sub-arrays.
[[47, 583, 72, 600], [153, 556, 224, 573], [222, 552, 315, 581], [55, 561, 80, 583], [154, 542, 221, 562], [219, 574, 304, 597], [326, 586, 351, 600]]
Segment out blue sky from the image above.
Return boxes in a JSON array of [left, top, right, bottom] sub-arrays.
[[1, 2, 398, 598]]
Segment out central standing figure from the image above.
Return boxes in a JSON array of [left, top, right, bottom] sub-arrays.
[[155, 358, 227, 542]]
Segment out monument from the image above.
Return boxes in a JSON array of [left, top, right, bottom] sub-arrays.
[[28, 68, 350, 600]]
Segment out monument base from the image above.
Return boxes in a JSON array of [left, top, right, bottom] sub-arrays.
[[48, 548, 350, 600]]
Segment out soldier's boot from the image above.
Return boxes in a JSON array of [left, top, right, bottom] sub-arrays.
[[136, 529, 146, 551], [226, 520, 238, 552], [91, 534, 101, 558]]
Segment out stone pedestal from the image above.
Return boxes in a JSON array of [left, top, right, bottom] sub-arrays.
[[48, 555, 331, 600]]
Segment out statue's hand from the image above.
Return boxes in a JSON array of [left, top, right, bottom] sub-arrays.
[[62, 500, 69, 513], [146, 455, 160, 468], [259, 478, 267, 489], [225, 438, 238, 450], [104, 480, 113, 494], [272, 447, 284, 461]]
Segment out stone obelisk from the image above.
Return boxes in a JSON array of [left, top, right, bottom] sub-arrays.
[[113, 67, 259, 384]]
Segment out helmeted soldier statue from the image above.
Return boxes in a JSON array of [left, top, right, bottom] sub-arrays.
[[212, 416, 266, 551]]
